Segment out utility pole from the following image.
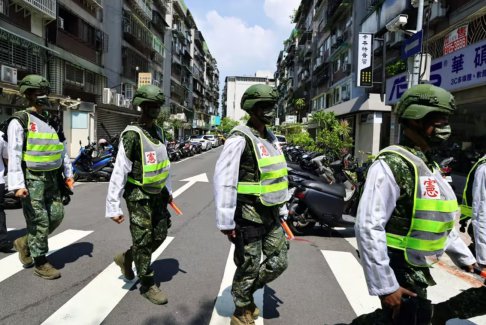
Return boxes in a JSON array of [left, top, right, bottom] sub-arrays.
[[409, 0, 424, 87]]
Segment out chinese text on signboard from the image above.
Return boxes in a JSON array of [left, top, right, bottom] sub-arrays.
[[357, 33, 373, 87], [444, 25, 468, 55]]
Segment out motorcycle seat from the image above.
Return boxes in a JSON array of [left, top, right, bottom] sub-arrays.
[[302, 180, 345, 197]]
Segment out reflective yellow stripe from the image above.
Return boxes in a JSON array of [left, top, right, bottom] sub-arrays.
[[415, 198, 458, 212], [259, 155, 286, 167], [386, 233, 447, 251], [143, 170, 169, 183], [411, 218, 455, 233], [260, 168, 288, 181], [22, 153, 62, 163], [27, 132, 59, 140], [237, 181, 288, 195], [127, 177, 142, 186], [143, 160, 170, 173], [460, 205, 472, 219], [26, 143, 64, 152]]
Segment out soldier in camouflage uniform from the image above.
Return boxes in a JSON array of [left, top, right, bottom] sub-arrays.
[[354, 84, 477, 324], [8, 75, 74, 280], [106, 84, 172, 305], [214, 84, 289, 325]]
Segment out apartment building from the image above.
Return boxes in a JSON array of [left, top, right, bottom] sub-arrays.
[[0, 0, 219, 153], [276, 0, 391, 160], [223, 74, 275, 122]]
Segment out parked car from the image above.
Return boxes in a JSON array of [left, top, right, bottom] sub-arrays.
[[203, 135, 219, 147], [189, 135, 212, 151], [276, 135, 287, 147]]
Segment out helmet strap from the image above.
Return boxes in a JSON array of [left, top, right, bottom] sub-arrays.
[[403, 125, 431, 152]]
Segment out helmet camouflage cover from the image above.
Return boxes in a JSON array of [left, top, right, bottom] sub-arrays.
[[396, 84, 455, 120], [18, 74, 50, 94], [132, 85, 165, 107], [240, 84, 277, 112]]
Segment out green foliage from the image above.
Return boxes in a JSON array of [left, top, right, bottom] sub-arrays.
[[287, 132, 314, 148], [311, 111, 353, 158], [386, 60, 407, 77], [219, 117, 239, 134], [240, 114, 250, 123]]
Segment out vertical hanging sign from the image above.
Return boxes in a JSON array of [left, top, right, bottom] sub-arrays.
[[357, 33, 373, 87]]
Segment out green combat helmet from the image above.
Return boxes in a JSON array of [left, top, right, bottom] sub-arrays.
[[396, 84, 455, 120], [132, 85, 165, 107], [241, 84, 277, 111], [18, 74, 50, 94]]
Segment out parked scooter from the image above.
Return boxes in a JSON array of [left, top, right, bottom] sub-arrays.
[[72, 137, 116, 181], [286, 156, 364, 235]]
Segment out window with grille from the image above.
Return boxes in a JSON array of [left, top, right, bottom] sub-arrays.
[[65, 63, 84, 85], [0, 36, 43, 73]]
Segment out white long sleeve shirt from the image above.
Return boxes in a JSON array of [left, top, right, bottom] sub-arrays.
[[471, 160, 486, 265], [7, 118, 73, 191], [0, 131, 8, 185], [105, 140, 172, 218], [213, 133, 288, 231], [355, 159, 476, 296]]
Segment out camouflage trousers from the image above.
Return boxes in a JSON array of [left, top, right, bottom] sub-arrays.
[[21, 172, 64, 258], [232, 219, 289, 308], [126, 195, 169, 286]]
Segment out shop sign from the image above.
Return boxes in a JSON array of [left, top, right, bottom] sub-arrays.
[[285, 115, 297, 123], [386, 38, 486, 105], [444, 25, 468, 55], [137, 72, 152, 87], [357, 33, 373, 87]]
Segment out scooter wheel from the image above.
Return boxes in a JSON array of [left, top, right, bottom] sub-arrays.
[[287, 216, 315, 236]]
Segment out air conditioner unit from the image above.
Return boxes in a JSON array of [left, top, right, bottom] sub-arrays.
[[429, 2, 447, 22], [102, 88, 114, 104], [115, 94, 124, 107], [1, 65, 17, 84], [58, 17, 64, 29], [123, 99, 131, 108]]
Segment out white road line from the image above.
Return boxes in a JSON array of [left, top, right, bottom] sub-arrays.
[[209, 245, 264, 325], [172, 146, 220, 165], [0, 229, 92, 283], [321, 250, 381, 316], [42, 236, 174, 325]]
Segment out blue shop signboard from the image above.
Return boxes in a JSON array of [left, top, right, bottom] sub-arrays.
[[386, 39, 486, 105]]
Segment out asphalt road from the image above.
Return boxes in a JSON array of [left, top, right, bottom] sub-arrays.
[[0, 147, 484, 325]]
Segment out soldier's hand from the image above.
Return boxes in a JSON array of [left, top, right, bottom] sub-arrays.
[[380, 287, 417, 319], [462, 263, 478, 273], [15, 188, 29, 198], [221, 229, 236, 242], [168, 194, 173, 204], [111, 215, 125, 224]]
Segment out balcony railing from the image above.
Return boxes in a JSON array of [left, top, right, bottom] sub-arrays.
[[128, 0, 152, 21], [11, 0, 56, 20]]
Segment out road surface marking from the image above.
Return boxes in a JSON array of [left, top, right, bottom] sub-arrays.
[[209, 244, 264, 325], [321, 250, 381, 316], [42, 236, 174, 325], [0, 229, 92, 283]]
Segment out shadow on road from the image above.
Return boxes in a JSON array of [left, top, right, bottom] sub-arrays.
[[263, 286, 284, 319], [50, 242, 94, 269], [153, 258, 186, 285]]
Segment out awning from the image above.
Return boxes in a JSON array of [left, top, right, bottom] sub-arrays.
[[323, 93, 391, 117]]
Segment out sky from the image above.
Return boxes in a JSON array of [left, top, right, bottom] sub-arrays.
[[184, 0, 301, 84]]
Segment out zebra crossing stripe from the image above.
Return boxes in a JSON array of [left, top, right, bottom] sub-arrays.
[[321, 250, 381, 316], [42, 236, 174, 325], [209, 244, 264, 325], [0, 229, 92, 283]]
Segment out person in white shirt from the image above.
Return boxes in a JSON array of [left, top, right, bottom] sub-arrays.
[[106, 85, 172, 305], [355, 84, 476, 324], [8, 75, 73, 280], [0, 130, 12, 252], [214, 84, 289, 325]]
